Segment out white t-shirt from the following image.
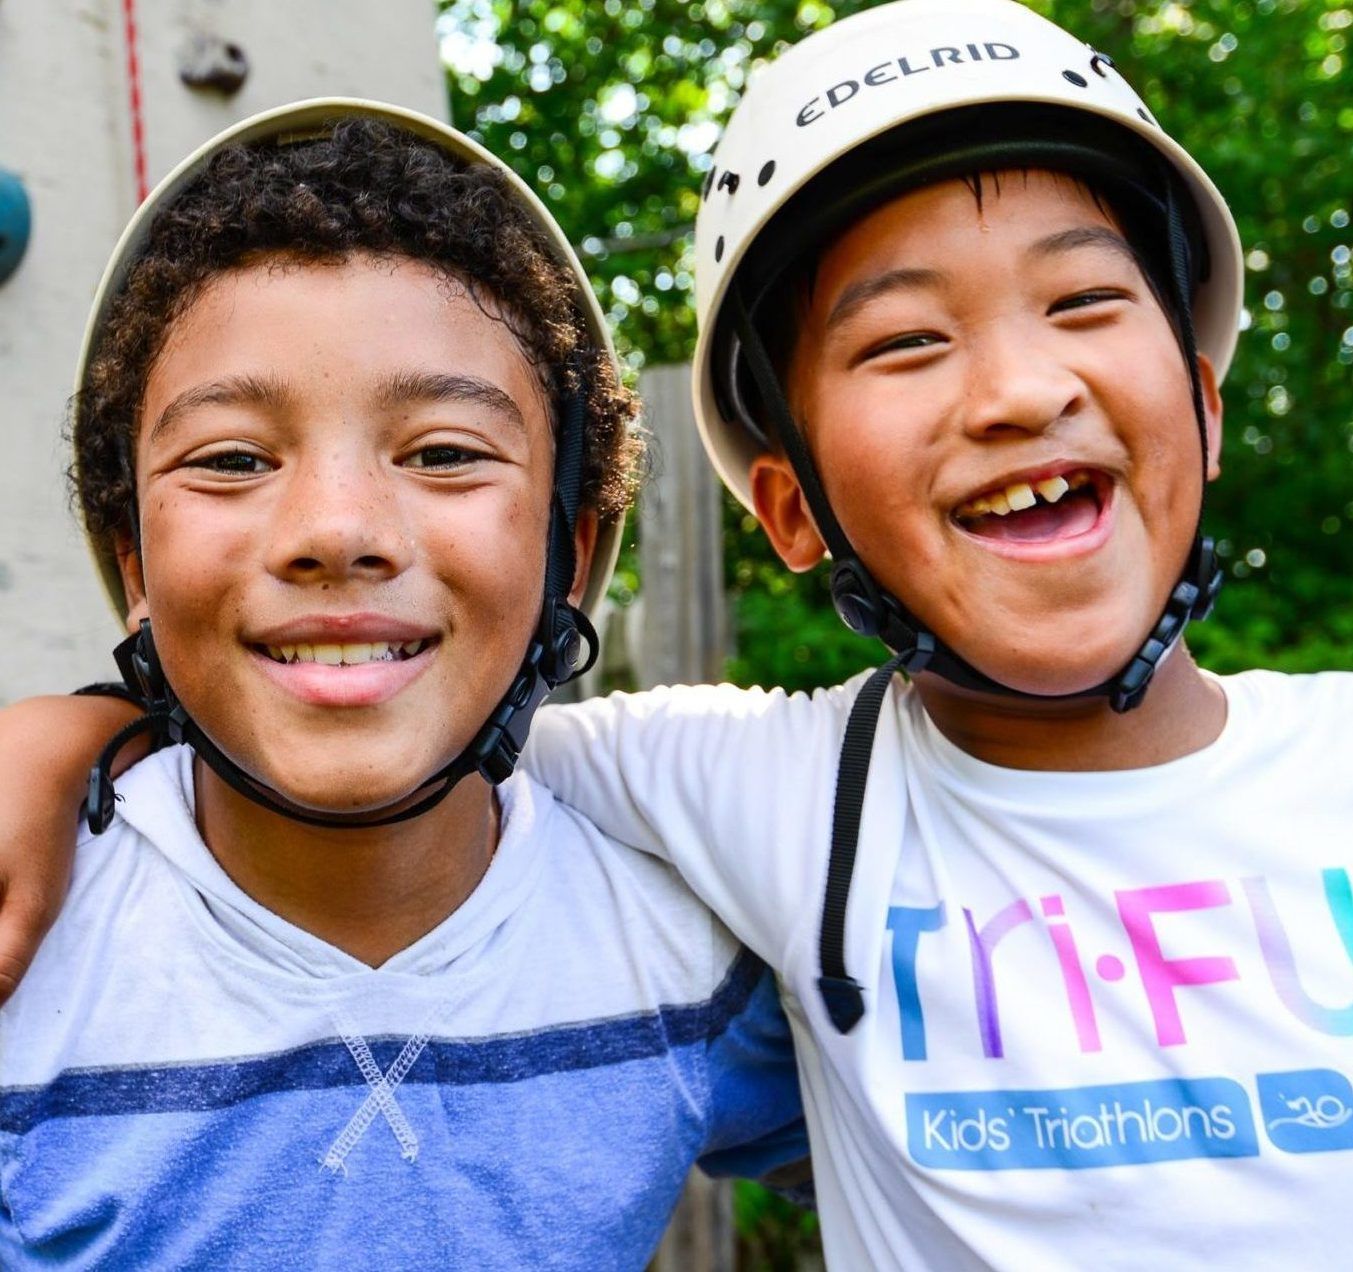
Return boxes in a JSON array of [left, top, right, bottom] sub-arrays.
[[0, 747, 806, 1270], [528, 668, 1353, 1270]]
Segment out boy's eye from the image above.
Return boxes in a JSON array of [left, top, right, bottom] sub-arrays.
[[1049, 289, 1127, 315], [860, 331, 946, 362], [185, 450, 271, 476], [402, 445, 483, 470]]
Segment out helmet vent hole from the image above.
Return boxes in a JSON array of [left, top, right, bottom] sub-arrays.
[[1090, 52, 1114, 77], [757, 160, 776, 187], [1137, 107, 1156, 125], [715, 236, 725, 263], [703, 169, 716, 200], [1062, 70, 1089, 87]]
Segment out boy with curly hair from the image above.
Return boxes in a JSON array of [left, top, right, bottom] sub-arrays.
[[0, 100, 806, 1268]]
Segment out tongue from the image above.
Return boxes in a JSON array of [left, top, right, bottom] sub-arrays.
[[967, 491, 1099, 543]]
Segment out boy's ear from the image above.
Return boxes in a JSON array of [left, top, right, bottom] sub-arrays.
[[1197, 353, 1224, 482], [113, 531, 150, 635], [749, 451, 828, 573], [567, 508, 600, 608]]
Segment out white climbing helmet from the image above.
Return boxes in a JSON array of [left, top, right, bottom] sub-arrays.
[[692, 0, 1244, 511], [75, 98, 624, 620]]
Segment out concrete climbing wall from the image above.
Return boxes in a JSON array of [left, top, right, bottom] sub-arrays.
[[0, 0, 445, 702]]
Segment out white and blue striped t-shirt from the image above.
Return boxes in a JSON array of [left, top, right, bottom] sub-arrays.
[[0, 746, 807, 1270]]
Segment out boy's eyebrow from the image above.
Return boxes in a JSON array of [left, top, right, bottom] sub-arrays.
[[1027, 225, 1138, 267], [823, 227, 1138, 335], [825, 267, 944, 333], [372, 370, 526, 432], [149, 370, 528, 443], [150, 373, 290, 443]]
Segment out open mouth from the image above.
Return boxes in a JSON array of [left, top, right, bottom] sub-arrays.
[[253, 638, 437, 666], [952, 469, 1108, 544]]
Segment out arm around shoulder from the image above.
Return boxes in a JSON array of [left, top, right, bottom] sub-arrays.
[[0, 693, 141, 1003], [526, 682, 857, 964]]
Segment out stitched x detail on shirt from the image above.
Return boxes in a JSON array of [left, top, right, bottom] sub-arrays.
[[319, 1008, 437, 1174]]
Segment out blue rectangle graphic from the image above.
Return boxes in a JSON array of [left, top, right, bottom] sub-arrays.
[[907, 1076, 1257, 1171]]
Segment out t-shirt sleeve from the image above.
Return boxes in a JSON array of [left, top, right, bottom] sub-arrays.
[[523, 683, 856, 964], [694, 950, 811, 1202]]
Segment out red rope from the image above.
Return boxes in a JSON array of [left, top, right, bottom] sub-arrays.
[[122, 0, 148, 203]]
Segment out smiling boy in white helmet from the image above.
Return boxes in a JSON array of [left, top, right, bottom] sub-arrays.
[[0, 100, 810, 1268], [536, 2, 1353, 1265], [1, 3, 1352, 1268]]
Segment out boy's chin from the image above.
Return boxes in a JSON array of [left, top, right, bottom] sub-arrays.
[[937, 630, 1152, 706], [922, 580, 1178, 706], [198, 745, 471, 822]]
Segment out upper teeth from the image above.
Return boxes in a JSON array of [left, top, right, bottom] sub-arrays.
[[956, 471, 1092, 520], [264, 640, 428, 665]]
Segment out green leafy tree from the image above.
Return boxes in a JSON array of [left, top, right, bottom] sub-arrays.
[[441, 0, 1352, 693]]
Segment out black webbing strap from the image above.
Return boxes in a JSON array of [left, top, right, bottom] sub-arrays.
[[181, 709, 477, 830], [730, 286, 857, 564], [84, 711, 158, 832], [73, 682, 145, 708], [1164, 178, 1208, 480], [543, 376, 586, 603], [818, 653, 905, 1034]]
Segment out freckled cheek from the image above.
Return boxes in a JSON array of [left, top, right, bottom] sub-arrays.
[[139, 498, 247, 614], [421, 494, 548, 616]]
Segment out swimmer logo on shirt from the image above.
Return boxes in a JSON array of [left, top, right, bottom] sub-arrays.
[[1257, 1069, 1353, 1155]]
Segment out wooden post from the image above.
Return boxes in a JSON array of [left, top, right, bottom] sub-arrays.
[[636, 363, 727, 688], [638, 363, 734, 1272], [655, 1171, 735, 1272]]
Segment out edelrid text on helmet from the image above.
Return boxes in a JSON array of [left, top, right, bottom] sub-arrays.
[[795, 39, 1021, 128]]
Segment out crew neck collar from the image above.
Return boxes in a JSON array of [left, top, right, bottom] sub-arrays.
[[110, 746, 551, 982], [906, 670, 1245, 815]]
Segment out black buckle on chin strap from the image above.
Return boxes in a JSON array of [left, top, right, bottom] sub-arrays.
[[831, 558, 936, 672], [471, 599, 599, 785], [1109, 536, 1222, 714], [85, 621, 184, 834], [113, 621, 170, 713]]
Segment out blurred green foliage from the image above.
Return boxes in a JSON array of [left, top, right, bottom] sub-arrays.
[[733, 1179, 821, 1269], [439, 0, 1350, 1258], [441, 0, 1352, 694]]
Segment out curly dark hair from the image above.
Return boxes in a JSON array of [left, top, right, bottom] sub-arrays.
[[74, 116, 642, 548]]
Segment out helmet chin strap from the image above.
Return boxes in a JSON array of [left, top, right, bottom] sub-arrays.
[[730, 169, 1222, 716], [84, 379, 598, 835]]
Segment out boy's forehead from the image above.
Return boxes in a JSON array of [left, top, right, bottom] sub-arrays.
[[145, 254, 547, 421], [847, 168, 1118, 238], [819, 169, 1128, 278]]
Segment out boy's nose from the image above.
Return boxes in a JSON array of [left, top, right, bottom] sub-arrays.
[[959, 333, 1085, 440], [267, 458, 413, 583]]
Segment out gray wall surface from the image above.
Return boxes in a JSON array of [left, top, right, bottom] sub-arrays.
[[0, 0, 445, 702]]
